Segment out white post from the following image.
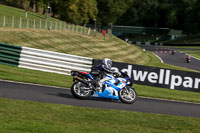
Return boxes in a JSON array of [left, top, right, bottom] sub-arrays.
[[88, 28, 91, 36], [45, 20, 47, 29], [19, 17, 22, 28], [12, 16, 14, 28], [26, 19, 29, 28], [40, 19, 42, 29], [50, 21, 52, 30], [76, 25, 78, 32], [3, 16, 6, 27], [55, 21, 57, 30], [60, 22, 62, 30], [33, 19, 35, 29]]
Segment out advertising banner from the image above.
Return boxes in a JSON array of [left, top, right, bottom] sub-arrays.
[[93, 59, 200, 92]]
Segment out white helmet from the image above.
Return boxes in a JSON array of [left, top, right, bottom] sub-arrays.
[[103, 58, 112, 69]]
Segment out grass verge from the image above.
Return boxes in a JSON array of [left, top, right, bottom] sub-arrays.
[[0, 97, 200, 133], [178, 50, 200, 59]]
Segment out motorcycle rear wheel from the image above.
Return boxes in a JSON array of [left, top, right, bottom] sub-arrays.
[[119, 87, 137, 104], [71, 82, 92, 99]]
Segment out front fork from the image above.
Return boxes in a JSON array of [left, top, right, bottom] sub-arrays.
[[123, 86, 132, 94]]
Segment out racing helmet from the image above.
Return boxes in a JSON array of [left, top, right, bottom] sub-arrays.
[[103, 58, 112, 70]]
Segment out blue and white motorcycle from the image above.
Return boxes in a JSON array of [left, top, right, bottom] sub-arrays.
[[71, 70, 137, 104]]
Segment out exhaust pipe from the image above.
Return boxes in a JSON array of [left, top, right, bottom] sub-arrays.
[[75, 76, 90, 86]]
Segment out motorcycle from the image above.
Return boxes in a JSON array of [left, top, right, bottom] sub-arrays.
[[186, 55, 191, 63], [70, 70, 137, 104]]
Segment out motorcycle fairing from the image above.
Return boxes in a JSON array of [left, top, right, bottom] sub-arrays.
[[79, 71, 94, 80], [92, 87, 119, 100], [91, 78, 124, 100]]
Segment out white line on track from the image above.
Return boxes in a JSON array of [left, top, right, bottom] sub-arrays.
[[139, 96, 200, 105], [0, 79, 70, 90], [152, 52, 164, 63], [190, 55, 200, 61]]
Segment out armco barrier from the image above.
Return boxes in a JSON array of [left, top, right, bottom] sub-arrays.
[[0, 43, 93, 75], [0, 43, 22, 66]]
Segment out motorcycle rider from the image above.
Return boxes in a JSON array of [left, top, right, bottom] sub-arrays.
[[186, 54, 191, 63], [91, 58, 121, 91]]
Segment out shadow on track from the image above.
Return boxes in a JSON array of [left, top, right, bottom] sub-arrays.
[[45, 92, 123, 104]]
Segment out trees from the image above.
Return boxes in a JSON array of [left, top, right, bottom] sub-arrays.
[[57, 0, 98, 24], [96, 0, 133, 25], [2, 0, 200, 34], [116, 0, 200, 34]]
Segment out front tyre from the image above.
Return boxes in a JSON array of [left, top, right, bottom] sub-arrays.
[[71, 82, 92, 99], [119, 87, 137, 104]]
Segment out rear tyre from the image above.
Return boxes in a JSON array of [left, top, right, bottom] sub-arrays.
[[119, 87, 137, 104], [71, 82, 92, 99]]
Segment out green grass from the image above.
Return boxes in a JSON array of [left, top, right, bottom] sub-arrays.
[[178, 50, 200, 59], [0, 4, 58, 21], [0, 28, 150, 65], [0, 64, 72, 88], [1, 4, 200, 132], [0, 97, 200, 133], [190, 53, 200, 59], [0, 5, 200, 133], [135, 84, 200, 103]]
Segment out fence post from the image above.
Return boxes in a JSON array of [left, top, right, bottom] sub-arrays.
[[50, 21, 52, 30], [26, 19, 29, 28], [85, 27, 87, 35], [45, 20, 47, 29], [3, 16, 6, 27], [72, 24, 74, 32], [76, 25, 78, 32], [33, 19, 35, 29], [55, 21, 57, 30], [81, 26, 82, 34], [12, 16, 14, 28], [19, 17, 22, 28], [87, 28, 91, 36], [40, 19, 42, 29]]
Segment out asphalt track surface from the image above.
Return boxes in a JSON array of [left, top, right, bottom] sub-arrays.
[[140, 45, 200, 71], [0, 80, 200, 118]]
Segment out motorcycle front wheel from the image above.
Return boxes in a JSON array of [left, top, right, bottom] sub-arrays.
[[71, 82, 92, 99], [119, 87, 137, 104]]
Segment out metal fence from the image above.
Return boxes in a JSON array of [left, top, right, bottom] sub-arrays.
[[0, 15, 105, 37]]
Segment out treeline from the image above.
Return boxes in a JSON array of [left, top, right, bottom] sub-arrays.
[[2, 0, 200, 34]]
